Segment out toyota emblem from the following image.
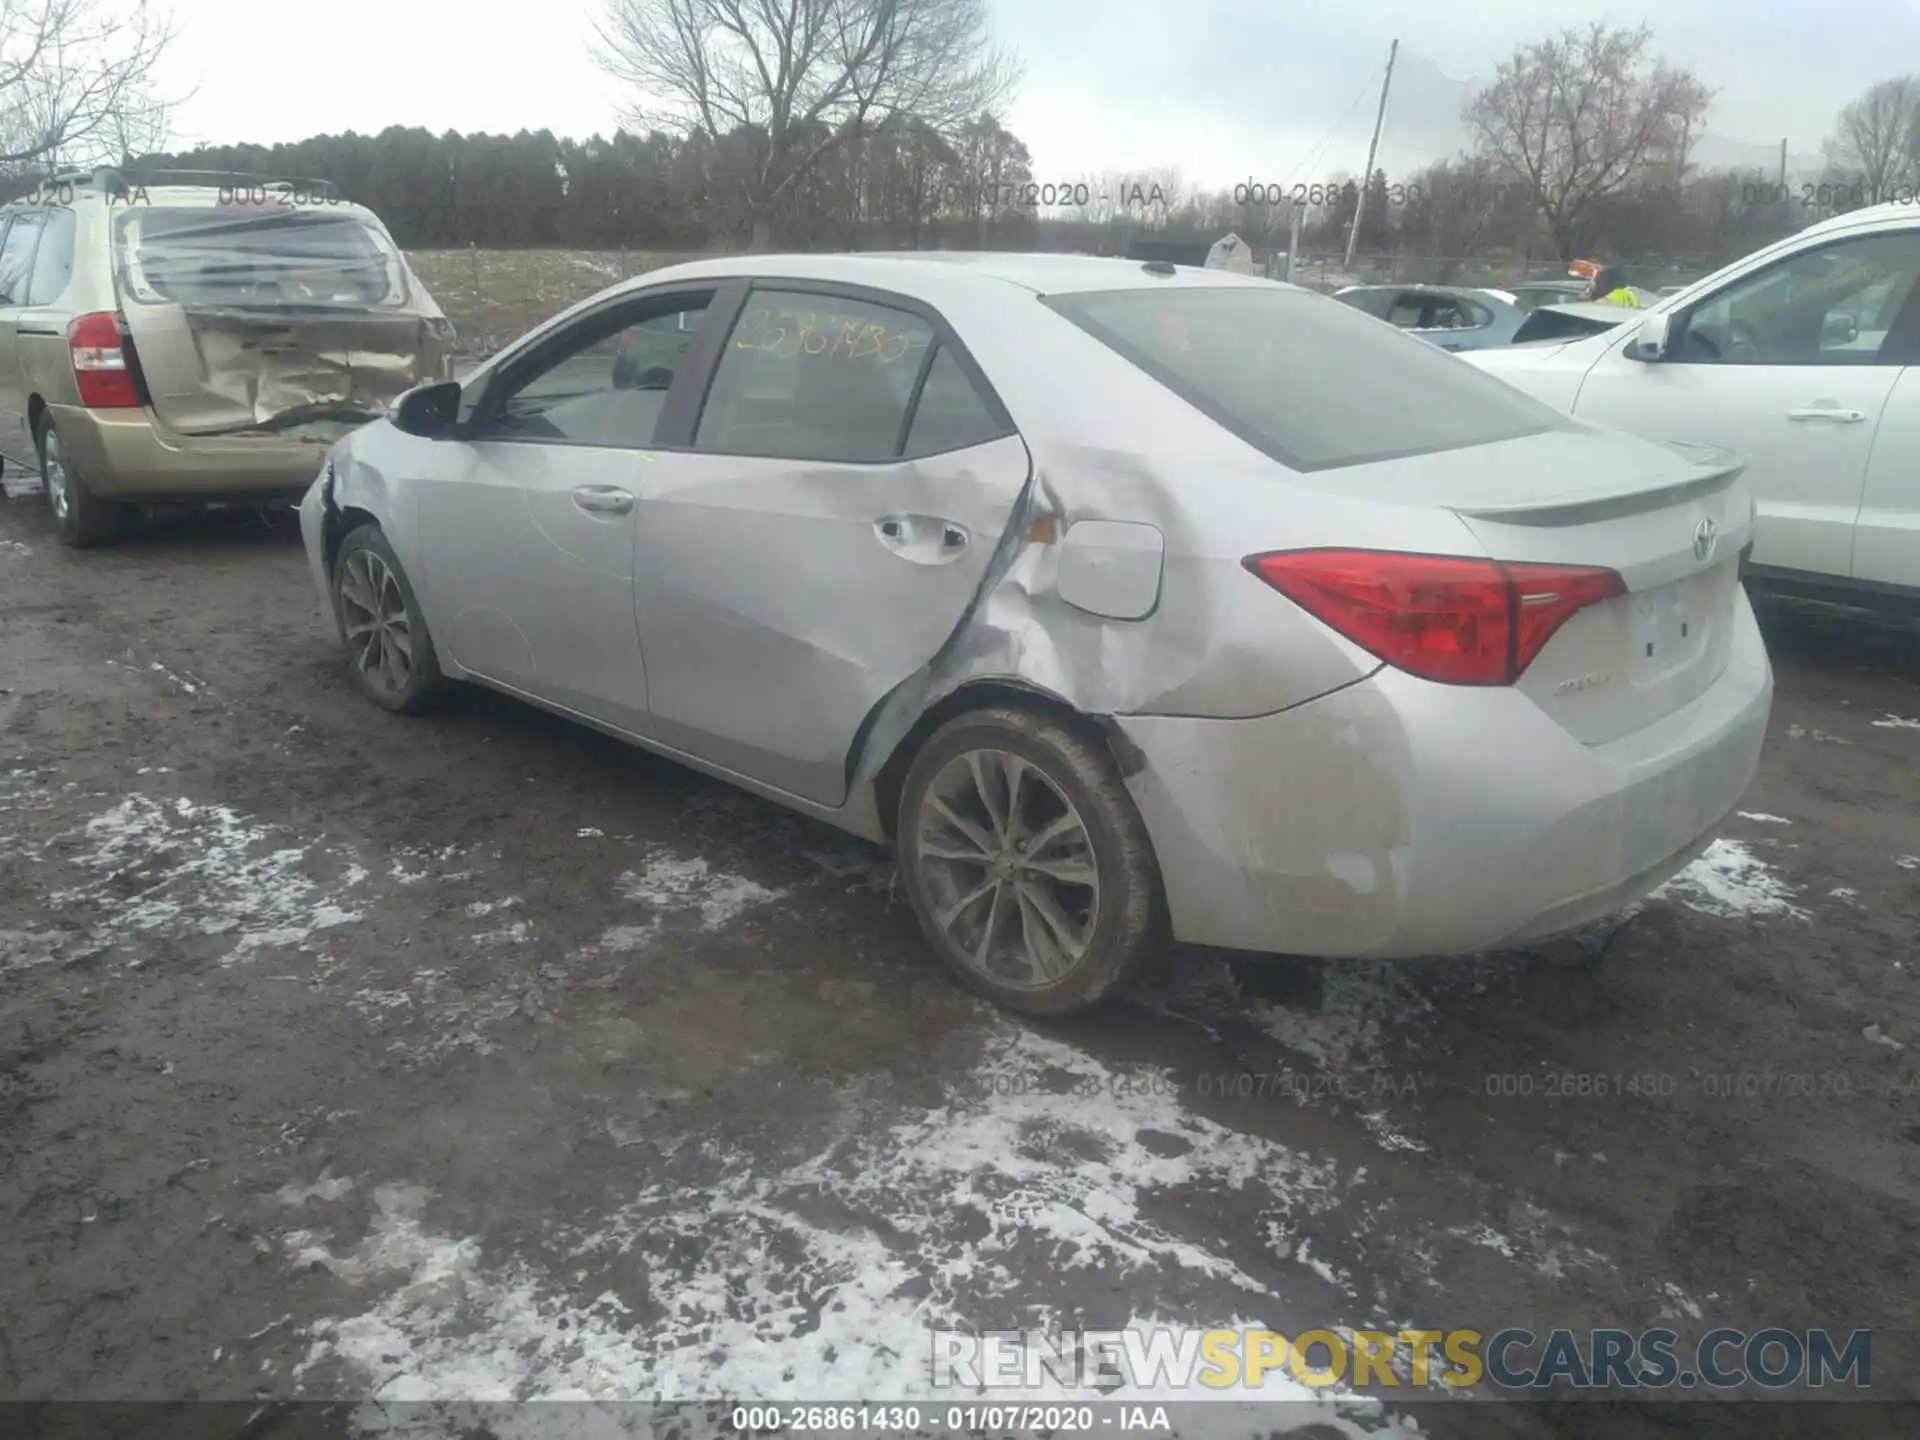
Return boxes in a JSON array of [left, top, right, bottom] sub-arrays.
[[1692, 517, 1718, 562]]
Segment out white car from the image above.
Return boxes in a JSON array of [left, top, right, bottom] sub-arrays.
[[1467, 202, 1920, 606]]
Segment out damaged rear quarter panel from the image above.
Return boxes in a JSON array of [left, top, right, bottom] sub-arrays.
[[848, 281, 1430, 806]]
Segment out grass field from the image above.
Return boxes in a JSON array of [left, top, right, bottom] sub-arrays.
[[405, 248, 712, 356]]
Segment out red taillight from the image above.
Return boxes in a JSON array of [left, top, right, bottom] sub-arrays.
[[1244, 548, 1625, 686], [68, 312, 141, 409]]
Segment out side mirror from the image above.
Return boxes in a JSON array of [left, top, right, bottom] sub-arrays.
[[390, 380, 462, 439], [1626, 310, 1671, 362]]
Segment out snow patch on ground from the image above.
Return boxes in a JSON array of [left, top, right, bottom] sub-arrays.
[[1653, 839, 1809, 920], [1870, 715, 1919, 730], [389, 844, 479, 887], [615, 851, 786, 931], [344, 965, 523, 1068], [44, 793, 365, 964], [1737, 812, 1792, 825], [282, 1029, 1451, 1422]]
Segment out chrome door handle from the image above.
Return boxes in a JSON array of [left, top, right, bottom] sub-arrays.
[[1786, 407, 1865, 423], [571, 485, 635, 514]]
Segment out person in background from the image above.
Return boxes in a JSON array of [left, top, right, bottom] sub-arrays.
[[1588, 265, 1643, 307]]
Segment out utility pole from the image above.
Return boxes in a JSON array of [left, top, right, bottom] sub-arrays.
[[1778, 138, 1787, 189], [1286, 205, 1303, 283], [1344, 38, 1398, 275]]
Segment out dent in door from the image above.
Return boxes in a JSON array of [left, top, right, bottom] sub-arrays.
[[631, 435, 1032, 806]]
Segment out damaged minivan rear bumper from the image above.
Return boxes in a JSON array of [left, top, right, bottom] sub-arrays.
[[47, 402, 335, 502]]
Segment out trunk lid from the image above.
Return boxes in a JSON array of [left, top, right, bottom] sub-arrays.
[[1316, 428, 1754, 745], [110, 204, 454, 439]]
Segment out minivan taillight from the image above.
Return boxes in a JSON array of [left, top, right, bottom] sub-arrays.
[[1245, 548, 1625, 686], [68, 312, 141, 409]]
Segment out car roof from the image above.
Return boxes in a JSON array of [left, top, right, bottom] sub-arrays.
[[1798, 197, 1920, 240], [630, 249, 1285, 300]]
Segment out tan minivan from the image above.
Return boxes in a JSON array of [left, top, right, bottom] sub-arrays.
[[0, 168, 456, 546]]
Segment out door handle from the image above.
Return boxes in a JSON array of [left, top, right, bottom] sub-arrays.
[[874, 514, 969, 564], [1786, 407, 1865, 423], [571, 485, 634, 515]]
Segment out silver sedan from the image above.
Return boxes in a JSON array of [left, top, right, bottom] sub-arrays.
[[299, 253, 1774, 1015]]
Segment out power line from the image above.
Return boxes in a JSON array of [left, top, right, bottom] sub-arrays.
[[1278, 61, 1389, 190]]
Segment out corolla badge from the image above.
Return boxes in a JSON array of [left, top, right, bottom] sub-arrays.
[[1692, 516, 1718, 563]]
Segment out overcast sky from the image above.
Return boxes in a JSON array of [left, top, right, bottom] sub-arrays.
[[149, 0, 1920, 187]]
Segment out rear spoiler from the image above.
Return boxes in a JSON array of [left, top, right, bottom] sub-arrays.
[[1451, 455, 1745, 527]]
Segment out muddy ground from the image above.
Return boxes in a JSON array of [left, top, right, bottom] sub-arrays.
[[1, 487, 1916, 1439]]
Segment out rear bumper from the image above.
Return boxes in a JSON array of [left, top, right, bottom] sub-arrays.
[[1117, 590, 1774, 958], [47, 404, 335, 500]]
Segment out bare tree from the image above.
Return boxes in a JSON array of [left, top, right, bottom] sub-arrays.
[[1825, 74, 1920, 202], [0, 0, 176, 178], [597, 0, 1021, 250], [1466, 22, 1712, 260]]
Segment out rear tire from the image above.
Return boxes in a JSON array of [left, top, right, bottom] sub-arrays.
[[331, 523, 447, 715], [38, 420, 124, 548], [896, 704, 1169, 1016]]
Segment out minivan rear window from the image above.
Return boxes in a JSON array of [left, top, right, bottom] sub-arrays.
[[112, 207, 410, 310], [1042, 285, 1567, 471]]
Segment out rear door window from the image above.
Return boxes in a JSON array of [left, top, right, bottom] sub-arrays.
[[696, 290, 935, 462], [25, 207, 75, 305], [902, 345, 1010, 457], [0, 211, 46, 305], [1044, 285, 1567, 471]]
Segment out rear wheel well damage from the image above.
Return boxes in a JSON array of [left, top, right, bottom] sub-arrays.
[[869, 680, 1145, 841], [26, 394, 46, 444]]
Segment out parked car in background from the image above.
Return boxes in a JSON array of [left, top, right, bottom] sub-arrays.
[[302, 253, 1771, 1015], [0, 167, 456, 547], [1330, 283, 1528, 350], [1466, 200, 1920, 607], [1509, 300, 1644, 346], [1507, 279, 1591, 312]]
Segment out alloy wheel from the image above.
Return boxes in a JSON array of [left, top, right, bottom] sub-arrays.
[[337, 548, 414, 697], [914, 747, 1102, 991], [43, 432, 70, 524]]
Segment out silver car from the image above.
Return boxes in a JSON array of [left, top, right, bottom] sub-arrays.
[[1330, 283, 1529, 350], [299, 253, 1774, 1015]]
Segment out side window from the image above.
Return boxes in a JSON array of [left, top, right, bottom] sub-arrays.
[[1427, 299, 1480, 330], [0, 211, 46, 305], [25, 208, 75, 305], [903, 345, 1007, 457], [1672, 231, 1920, 366], [483, 293, 712, 447], [1386, 294, 1427, 328], [696, 290, 934, 462]]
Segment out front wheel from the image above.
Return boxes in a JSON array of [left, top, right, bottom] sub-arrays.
[[39, 421, 125, 547], [896, 705, 1169, 1015], [332, 523, 447, 714]]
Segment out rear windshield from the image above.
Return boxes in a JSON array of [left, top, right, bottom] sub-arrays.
[[112, 206, 410, 311], [1042, 285, 1567, 470]]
